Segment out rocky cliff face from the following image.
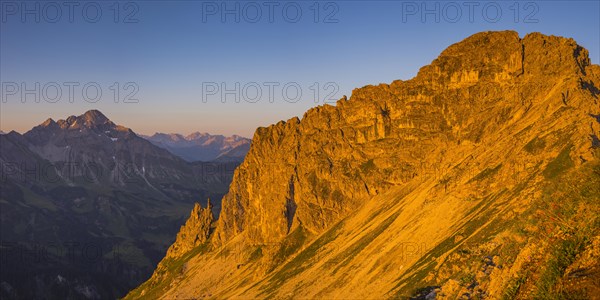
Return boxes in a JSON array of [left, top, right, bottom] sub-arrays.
[[165, 200, 214, 259], [127, 31, 600, 299], [214, 31, 597, 246]]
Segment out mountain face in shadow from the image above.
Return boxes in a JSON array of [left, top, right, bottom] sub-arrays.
[[142, 132, 251, 162], [127, 31, 600, 299], [0, 110, 238, 299]]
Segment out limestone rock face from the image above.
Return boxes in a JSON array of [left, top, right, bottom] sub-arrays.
[[165, 200, 214, 259], [214, 30, 599, 246], [127, 31, 600, 299]]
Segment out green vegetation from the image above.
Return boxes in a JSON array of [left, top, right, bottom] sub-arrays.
[[532, 163, 599, 298], [307, 171, 331, 197], [524, 136, 546, 154], [458, 273, 475, 286], [542, 145, 574, 179], [360, 159, 376, 173], [262, 221, 345, 295], [390, 228, 458, 297], [468, 163, 502, 183], [502, 276, 526, 300], [106, 214, 132, 239], [391, 190, 508, 298], [126, 242, 210, 299], [330, 189, 345, 205], [511, 161, 600, 298], [113, 241, 152, 268], [397, 161, 598, 299], [21, 187, 58, 212], [249, 246, 263, 261], [331, 211, 400, 275], [271, 226, 308, 266], [535, 234, 588, 299]]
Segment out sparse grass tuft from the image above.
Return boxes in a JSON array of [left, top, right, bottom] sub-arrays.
[[542, 145, 574, 179], [535, 233, 589, 299], [524, 136, 546, 154], [502, 276, 525, 300], [468, 164, 502, 183], [125, 242, 209, 299], [458, 273, 475, 286]]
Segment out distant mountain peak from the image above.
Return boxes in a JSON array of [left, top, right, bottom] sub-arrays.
[[144, 131, 251, 162], [24, 110, 137, 147], [41, 118, 56, 127], [149, 132, 186, 142], [56, 109, 111, 129], [1, 109, 236, 300], [44, 109, 117, 131], [185, 132, 210, 140], [82, 109, 109, 126]]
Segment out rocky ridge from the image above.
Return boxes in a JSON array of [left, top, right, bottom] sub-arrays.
[[214, 31, 596, 247], [165, 200, 214, 259], [127, 31, 600, 299]]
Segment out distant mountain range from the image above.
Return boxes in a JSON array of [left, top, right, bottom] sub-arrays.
[[142, 132, 250, 162], [0, 110, 241, 299]]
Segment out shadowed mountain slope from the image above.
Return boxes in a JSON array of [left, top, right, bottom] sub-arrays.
[[0, 110, 236, 299]]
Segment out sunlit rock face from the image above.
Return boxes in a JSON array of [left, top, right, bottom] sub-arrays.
[[215, 31, 598, 246], [127, 31, 600, 300]]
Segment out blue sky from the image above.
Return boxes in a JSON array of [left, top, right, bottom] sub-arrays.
[[1, 0, 599, 137]]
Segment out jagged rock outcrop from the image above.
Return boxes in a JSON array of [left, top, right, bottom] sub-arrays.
[[214, 30, 599, 246], [127, 31, 600, 299], [165, 200, 214, 259]]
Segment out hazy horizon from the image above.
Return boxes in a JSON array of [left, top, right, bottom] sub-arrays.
[[0, 108, 255, 138]]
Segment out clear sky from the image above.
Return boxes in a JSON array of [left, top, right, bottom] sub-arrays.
[[1, 0, 598, 137]]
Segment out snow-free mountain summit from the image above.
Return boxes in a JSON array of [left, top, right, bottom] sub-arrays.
[[128, 31, 600, 299]]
